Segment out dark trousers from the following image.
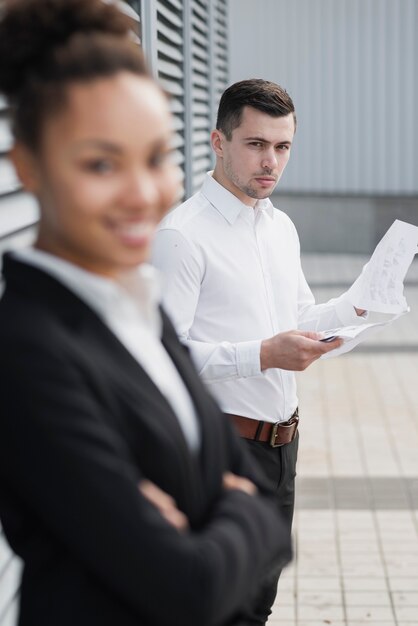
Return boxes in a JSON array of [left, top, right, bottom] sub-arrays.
[[243, 432, 299, 625]]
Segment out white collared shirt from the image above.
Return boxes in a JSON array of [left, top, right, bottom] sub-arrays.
[[152, 172, 363, 424], [14, 248, 201, 451]]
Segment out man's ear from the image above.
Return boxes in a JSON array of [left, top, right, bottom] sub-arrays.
[[9, 143, 41, 194], [210, 129, 225, 158]]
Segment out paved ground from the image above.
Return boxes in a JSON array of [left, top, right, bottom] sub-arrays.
[[270, 253, 418, 626]]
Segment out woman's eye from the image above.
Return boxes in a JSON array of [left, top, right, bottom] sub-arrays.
[[84, 160, 114, 174], [149, 152, 169, 168]]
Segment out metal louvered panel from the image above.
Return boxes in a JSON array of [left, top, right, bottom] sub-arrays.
[[189, 0, 212, 193], [0, 527, 22, 626], [0, 119, 12, 156], [183, 0, 213, 196], [0, 600, 18, 626], [0, 86, 36, 258], [0, 158, 20, 197], [212, 0, 228, 98], [155, 0, 185, 173], [0, 194, 39, 241], [0, 53, 36, 626], [142, 0, 229, 198]]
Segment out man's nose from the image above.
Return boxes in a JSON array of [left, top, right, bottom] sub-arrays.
[[261, 148, 278, 170]]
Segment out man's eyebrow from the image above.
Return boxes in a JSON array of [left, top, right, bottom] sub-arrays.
[[243, 136, 292, 145], [244, 136, 268, 143]]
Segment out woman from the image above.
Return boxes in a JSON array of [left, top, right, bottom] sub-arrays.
[[0, 1, 290, 625]]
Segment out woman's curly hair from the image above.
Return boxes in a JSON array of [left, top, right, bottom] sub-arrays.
[[0, 0, 149, 148]]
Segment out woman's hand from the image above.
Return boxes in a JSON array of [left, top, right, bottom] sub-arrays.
[[222, 472, 258, 496], [139, 472, 257, 533], [139, 480, 189, 532]]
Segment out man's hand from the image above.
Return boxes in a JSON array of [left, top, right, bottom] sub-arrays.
[[139, 480, 189, 532], [260, 330, 343, 372]]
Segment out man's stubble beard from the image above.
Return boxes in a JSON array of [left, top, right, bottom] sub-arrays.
[[223, 158, 276, 200]]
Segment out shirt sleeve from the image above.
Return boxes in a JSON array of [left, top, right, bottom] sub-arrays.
[[297, 262, 367, 331], [152, 228, 262, 381]]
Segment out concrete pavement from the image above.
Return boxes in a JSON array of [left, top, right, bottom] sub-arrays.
[[270, 253, 418, 626]]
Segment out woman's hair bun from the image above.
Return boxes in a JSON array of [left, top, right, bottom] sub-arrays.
[[0, 0, 134, 98]]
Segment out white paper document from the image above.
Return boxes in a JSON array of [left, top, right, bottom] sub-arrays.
[[320, 314, 406, 359], [320, 219, 418, 359], [345, 219, 418, 314]]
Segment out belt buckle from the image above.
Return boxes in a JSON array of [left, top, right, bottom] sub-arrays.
[[269, 413, 299, 448], [269, 421, 284, 448]]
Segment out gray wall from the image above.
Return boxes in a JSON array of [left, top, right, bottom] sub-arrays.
[[273, 193, 418, 254], [228, 0, 418, 252]]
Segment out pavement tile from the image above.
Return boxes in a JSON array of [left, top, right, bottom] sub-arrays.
[[394, 606, 418, 621], [392, 591, 418, 605], [298, 564, 341, 576], [297, 576, 342, 591], [297, 590, 343, 605], [342, 577, 389, 591], [277, 574, 295, 592], [344, 591, 391, 606], [346, 606, 396, 621], [298, 604, 345, 620], [297, 623, 346, 626], [389, 578, 418, 592], [347, 623, 395, 626], [269, 604, 294, 619], [272, 590, 295, 606]]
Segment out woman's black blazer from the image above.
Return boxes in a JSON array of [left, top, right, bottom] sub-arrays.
[[0, 254, 290, 626]]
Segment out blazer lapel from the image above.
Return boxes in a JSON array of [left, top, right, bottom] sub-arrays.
[[3, 256, 211, 519], [160, 309, 226, 498], [3, 255, 191, 457]]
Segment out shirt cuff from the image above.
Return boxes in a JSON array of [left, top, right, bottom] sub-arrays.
[[236, 340, 262, 378], [335, 297, 369, 326]]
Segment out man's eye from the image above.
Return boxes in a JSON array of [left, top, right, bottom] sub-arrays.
[[249, 142, 263, 148], [276, 145, 289, 151]]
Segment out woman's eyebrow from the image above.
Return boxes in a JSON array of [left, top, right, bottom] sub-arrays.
[[72, 139, 123, 153]]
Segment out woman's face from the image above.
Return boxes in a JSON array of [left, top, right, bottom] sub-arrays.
[[14, 72, 181, 277]]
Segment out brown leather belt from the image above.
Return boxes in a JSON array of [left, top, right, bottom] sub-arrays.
[[226, 408, 299, 448]]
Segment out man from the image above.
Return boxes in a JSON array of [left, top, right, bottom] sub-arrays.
[[152, 79, 364, 624]]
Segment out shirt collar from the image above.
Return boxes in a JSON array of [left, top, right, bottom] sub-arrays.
[[201, 171, 274, 223], [13, 247, 162, 332]]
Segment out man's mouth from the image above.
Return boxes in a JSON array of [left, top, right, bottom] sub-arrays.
[[254, 177, 276, 186]]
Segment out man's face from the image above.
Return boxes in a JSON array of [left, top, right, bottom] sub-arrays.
[[213, 106, 295, 205]]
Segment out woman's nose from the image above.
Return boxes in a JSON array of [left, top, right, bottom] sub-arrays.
[[124, 171, 160, 211]]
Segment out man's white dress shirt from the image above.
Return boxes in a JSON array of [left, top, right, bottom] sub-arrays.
[[152, 172, 363, 424], [14, 247, 201, 451]]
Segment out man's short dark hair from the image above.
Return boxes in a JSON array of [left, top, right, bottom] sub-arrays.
[[216, 79, 296, 140]]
